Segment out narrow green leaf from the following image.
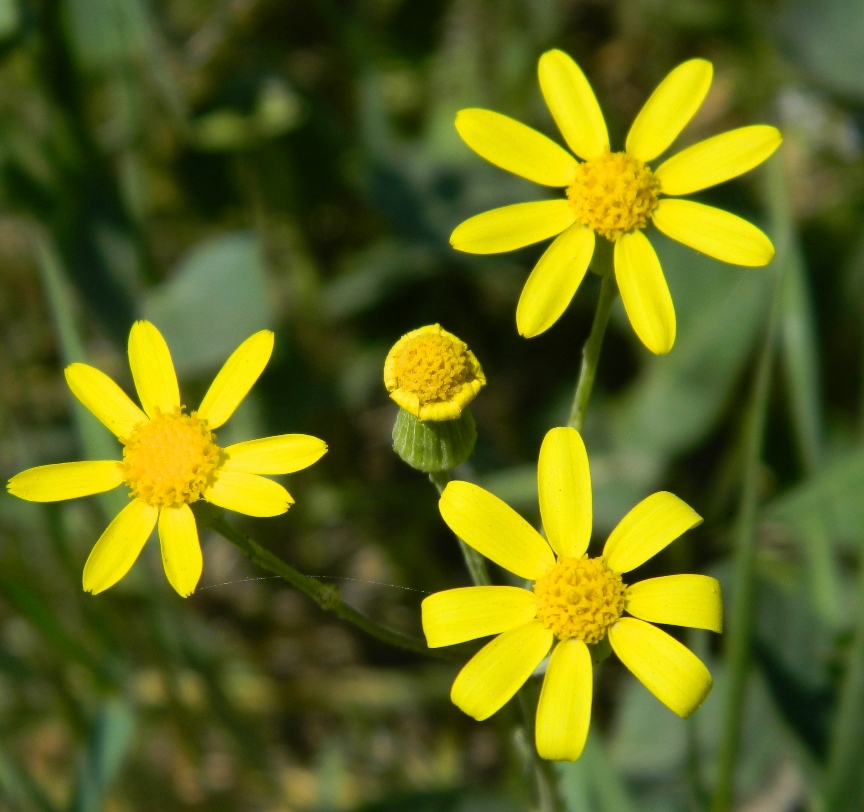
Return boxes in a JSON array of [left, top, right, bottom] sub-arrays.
[[32, 233, 127, 518], [0, 750, 60, 812], [69, 698, 135, 812]]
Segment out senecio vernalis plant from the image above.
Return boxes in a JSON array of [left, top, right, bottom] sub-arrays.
[[6, 47, 779, 790], [424, 427, 719, 761], [8, 321, 326, 596]]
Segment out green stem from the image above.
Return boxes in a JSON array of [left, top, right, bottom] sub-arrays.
[[568, 268, 618, 431], [710, 261, 784, 812], [429, 471, 491, 586], [517, 688, 561, 812], [207, 513, 444, 660]]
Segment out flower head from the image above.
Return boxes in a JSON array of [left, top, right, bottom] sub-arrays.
[[384, 324, 485, 421], [451, 51, 782, 354], [7, 321, 327, 597], [422, 427, 721, 761]]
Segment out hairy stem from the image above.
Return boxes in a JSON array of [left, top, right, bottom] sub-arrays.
[[207, 513, 445, 660], [429, 470, 491, 586], [568, 269, 618, 431]]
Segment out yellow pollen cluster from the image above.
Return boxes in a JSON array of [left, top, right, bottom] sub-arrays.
[[567, 151, 660, 241], [120, 408, 222, 508], [534, 556, 626, 644], [390, 333, 471, 406]]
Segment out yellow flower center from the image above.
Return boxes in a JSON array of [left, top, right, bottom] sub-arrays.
[[389, 333, 472, 406], [533, 556, 625, 644], [567, 151, 660, 241], [120, 408, 222, 508]]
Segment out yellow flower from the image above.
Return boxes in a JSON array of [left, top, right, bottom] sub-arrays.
[[422, 427, 721, 761], [384, 324, 486, 421], [451, 51, 782, 354], [7, 321, 327, 597]]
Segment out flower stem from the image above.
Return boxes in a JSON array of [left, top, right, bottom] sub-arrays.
[[429, 473, 557, 809], [517, 688, 561, 812], [429, 471, 491, 586], [709, 260, 784, 812], [568, 267, 618, 431], [207, 512, 446, 660]]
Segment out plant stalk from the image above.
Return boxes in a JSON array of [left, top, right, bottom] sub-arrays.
[[207, 513, 445, 660], [568, 267, 618, 431], [429, 470, 491, 586]]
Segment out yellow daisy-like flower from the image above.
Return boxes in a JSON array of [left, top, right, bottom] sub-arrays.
[[7, 321, 327, 597], [422, 427, 721, 761], [451, 50, 782, 354], [384, 324, 486, 421]]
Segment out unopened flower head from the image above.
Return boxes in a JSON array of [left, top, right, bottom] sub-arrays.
[[451, 50, 782, 354], [7, 321, 327, 597], [384, 324, 485, 422], [422, 427, 722, 762]]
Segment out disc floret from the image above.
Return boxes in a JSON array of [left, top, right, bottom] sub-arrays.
[[534, 556, 626, 644], [567, 151, 661, 241], [120, 407, 222, 507]]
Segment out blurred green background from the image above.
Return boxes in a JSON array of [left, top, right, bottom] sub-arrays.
[[1, 0, 864, 809]]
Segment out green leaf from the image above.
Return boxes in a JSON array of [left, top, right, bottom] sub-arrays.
[[62, 0, 149, 73], [143, 231, 274, 378], [32, 234, 127, 518], [557, 731, 637, 812], [613, 237, 772, 461], [0, 751, 59, 812], [69, 698, 135, 812], [774, 0, 864, 101]]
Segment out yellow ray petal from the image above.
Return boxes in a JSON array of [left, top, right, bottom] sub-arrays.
[[603, 491, 702, 574], [451, 620, 553, 720], [83, 499, 158, 594], [655, 125, 782, 196], [223, 434, 328, 475], [537, 427, 592, 559], [608, 617, 712, 717], [65, 363, 147, 439], [128, 320, 181, 418], [652, 199, 775, 267], [614, 231, 676, 355], [198, 331, 274, 430], [626, 59, 713, 162], [626, 574, 723, 632], [422, 586, 538, 648], [450, 201, 577, 255], [516, 224, 594, 337], [455, 108, 579, 187], [205, 471, 293, 517], [538, 49, 609, 160], [439, 481, 555, 580], [8, 461, 124, 502], [536, 638, 593, 761], [158, 503, 202, 598]]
